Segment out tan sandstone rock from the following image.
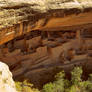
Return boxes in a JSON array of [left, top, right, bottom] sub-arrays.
[[0, 62, 17, 92]]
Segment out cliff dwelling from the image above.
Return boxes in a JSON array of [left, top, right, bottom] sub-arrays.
[[0, 0, 92, 88]]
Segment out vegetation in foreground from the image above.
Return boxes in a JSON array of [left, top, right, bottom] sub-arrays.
[[15, 80, 40, 92], [15, 67, 92, 92]]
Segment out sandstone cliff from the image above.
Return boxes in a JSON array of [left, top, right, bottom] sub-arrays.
[[0, 0, 92, 88], [0, 0, 92, 29], [0, 0, 92, 45]]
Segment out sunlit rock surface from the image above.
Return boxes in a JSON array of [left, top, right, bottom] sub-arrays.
[[0, 62, 17, 92]]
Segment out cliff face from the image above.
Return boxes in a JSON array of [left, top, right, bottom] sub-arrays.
[[0, 0, 92, 45], [0, 0, 92, 88], [0, 0, 92, 28]]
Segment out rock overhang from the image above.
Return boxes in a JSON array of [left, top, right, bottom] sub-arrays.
[[0, 0, 92, 45]]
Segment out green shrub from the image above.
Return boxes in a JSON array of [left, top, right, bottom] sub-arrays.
[[42, 67, 92, 92], [15, 80, 40, 92]]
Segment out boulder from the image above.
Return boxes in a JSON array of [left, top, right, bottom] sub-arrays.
[[0, 62, 17, 92]]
